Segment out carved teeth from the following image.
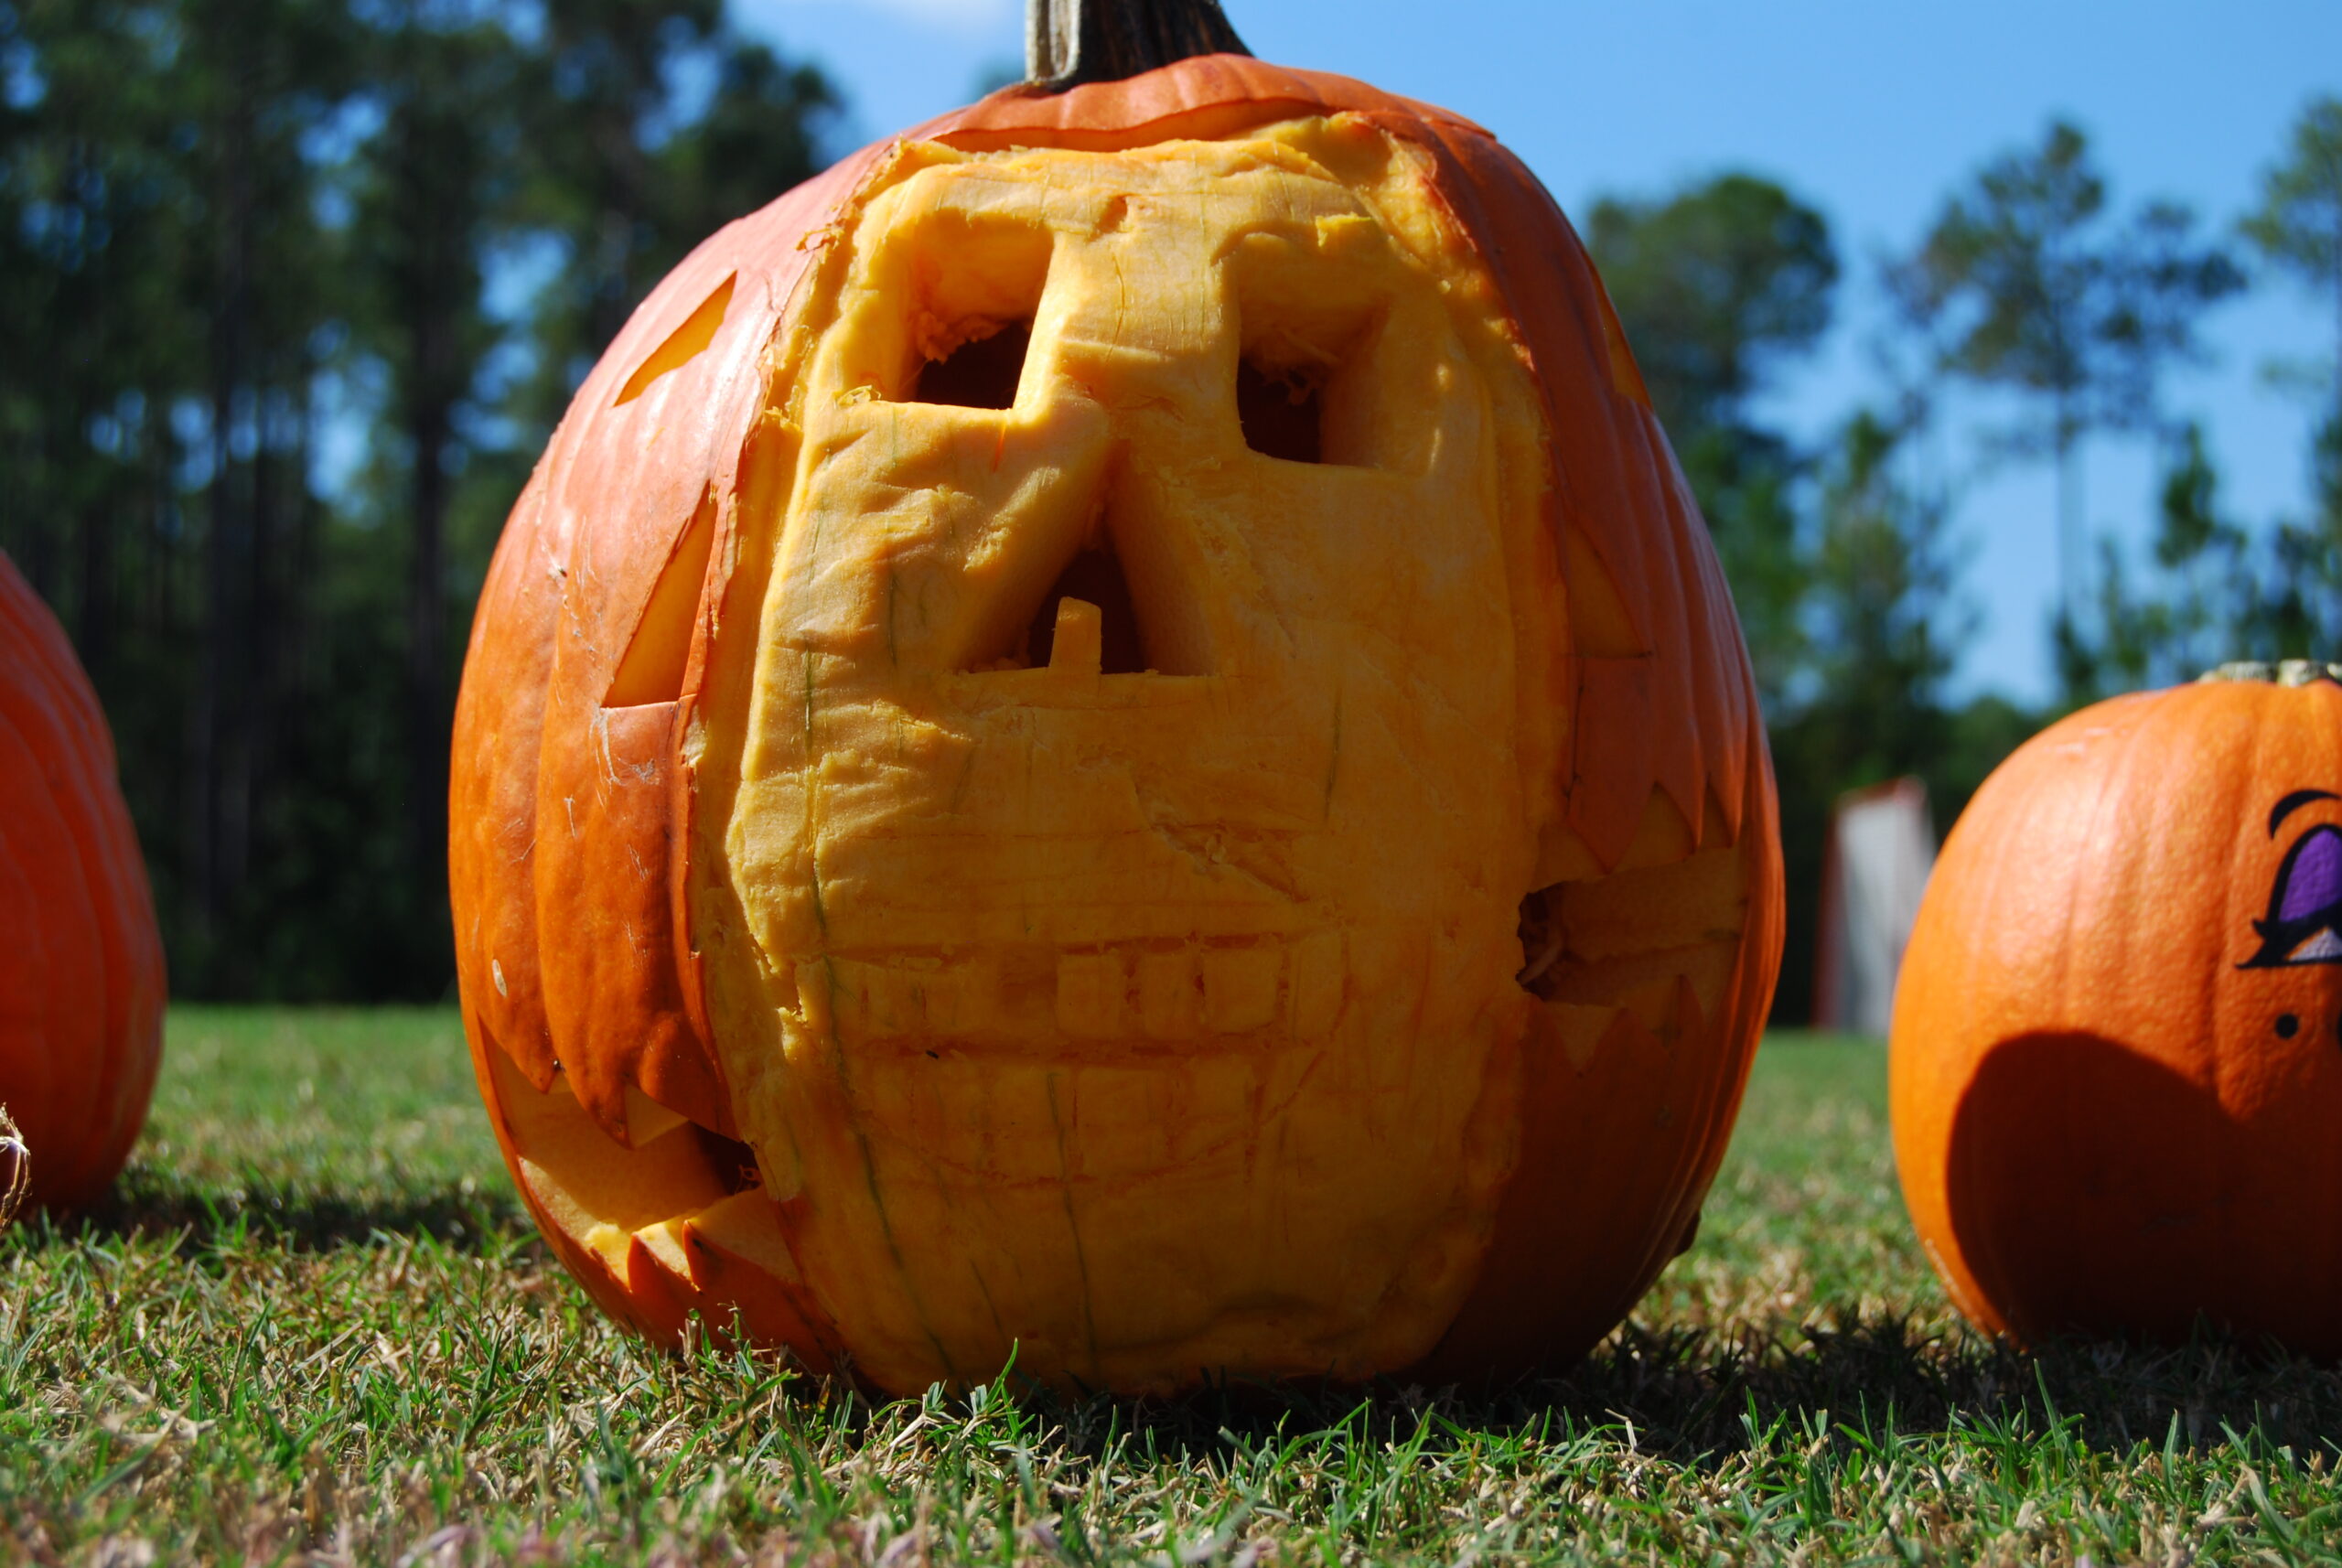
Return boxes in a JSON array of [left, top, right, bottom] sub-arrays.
[[1057, 950, 1124, 1037], [821, 933, 1346, 1044]]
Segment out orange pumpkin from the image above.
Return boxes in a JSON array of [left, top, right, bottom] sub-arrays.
[[1892, 661, 2342, 1352], [0, 553, 167, 1214], [450, 15, 1783, 1393]]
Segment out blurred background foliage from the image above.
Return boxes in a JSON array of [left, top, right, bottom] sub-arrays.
[[0, 0, 2335, 1010], [0, 0, 835, 997]]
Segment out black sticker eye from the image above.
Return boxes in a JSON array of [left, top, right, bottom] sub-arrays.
[[2277, 1013, 2301, 1039]]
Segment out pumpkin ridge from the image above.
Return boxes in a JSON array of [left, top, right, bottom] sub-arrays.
[[452, 51, 1782, 1391], [0, 553, 164, 1211]]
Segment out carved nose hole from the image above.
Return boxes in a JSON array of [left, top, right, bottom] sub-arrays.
[[1238, 359, 1325, 464], [1027, 539, 1148, 674], [913, 321, 1030, 409]]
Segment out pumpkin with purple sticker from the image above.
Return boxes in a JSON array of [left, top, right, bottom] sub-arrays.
[[1892, 661, 2342, 1352], [448, 0, 1784, 1393]]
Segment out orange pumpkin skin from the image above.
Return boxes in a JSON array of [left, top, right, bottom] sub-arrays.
[[0, 553, 167, 1212], [1891, 670, 2342, 1353], [451, 57, 1784, 1391]]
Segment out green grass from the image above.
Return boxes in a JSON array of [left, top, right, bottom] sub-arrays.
[[5, 1013, 2341, 1563]]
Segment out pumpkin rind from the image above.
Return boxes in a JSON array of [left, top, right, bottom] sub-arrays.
[[1890, 672, 2342, 1352], [451, 58, 1783, 1391], [0, 553, 167, 1212]]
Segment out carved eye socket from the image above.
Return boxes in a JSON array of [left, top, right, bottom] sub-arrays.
[[1228, 237, 1390, 468], [1236, 358, 1326, 464], [869, 213, 1054, 408], [915, 322, 1031, 410]]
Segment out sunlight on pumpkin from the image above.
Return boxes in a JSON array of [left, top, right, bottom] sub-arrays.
[[615, 273, 737, 407], [480, 1040, 835, 1361], [605, 487, 718, 708], [458, 97, 1776, 1395], [672, 121, 1756, 1393]]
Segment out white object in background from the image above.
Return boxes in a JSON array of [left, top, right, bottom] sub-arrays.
[[1814, 777, 1936, 1038]]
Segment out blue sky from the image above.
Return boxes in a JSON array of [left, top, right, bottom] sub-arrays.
[[732, 0, 2339, 703]]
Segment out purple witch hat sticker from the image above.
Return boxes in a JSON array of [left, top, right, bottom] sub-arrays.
[[2245, 789, 2342, 969]]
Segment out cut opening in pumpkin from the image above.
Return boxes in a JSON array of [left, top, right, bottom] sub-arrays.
[[605, 487, 717, 708], [1517, 888, 1563, 991], [484, 1038, 791, 1283], [1236, 359, 1324, 464], [914, 320, 1032, 410], [615, 274, 736, 407], [694, 1122, 766, 1195], [1229, 237, 1385, 468], [961, 483, 1209, 677], [1025, 536, 1148, 673], [876, 210, 1054, 409]]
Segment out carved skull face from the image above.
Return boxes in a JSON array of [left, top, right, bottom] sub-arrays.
[[698, 123, 1563, 1391]]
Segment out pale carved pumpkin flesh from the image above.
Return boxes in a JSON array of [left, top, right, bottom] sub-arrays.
[[457, 90, 1779, 1396]]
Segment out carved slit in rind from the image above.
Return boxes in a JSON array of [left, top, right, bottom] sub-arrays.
[[607, 489, 718, 708], [617, 274, 736, 406], [1517, 885, 1563, 994]]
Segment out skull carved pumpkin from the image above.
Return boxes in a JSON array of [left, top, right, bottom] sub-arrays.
[[452, 39, 1784, 1393]]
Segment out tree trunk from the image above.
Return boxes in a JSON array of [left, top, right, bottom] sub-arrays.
[[77, 449, 113, 687], [406, 333, 451, 927], [2054, 400, 2082, 631], [195, 68, 255, 942], [384, 50, 473, 947]]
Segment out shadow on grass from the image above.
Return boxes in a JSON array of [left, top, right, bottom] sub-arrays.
[[18, 1179, 2336, 1460], [1536, 1313, 2342, 1455], [1021, 1313, 2342, 1466], [14, 1172, 534, 1258]]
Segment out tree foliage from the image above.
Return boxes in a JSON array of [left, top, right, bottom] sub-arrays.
[[2052, 91, 2342, 696], [1899, 120, 2242, 660], [1585, 173, 1839, 436], [1, 11, 2330, 1019], [2243, 93, 2342, 402], [0, 0, 835, 998], [1588, 171, 2005, 1020], [1587, 173, 1838, 710]]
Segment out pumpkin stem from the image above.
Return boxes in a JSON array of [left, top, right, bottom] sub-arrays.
[[2197, 660, 2342, 687], [0, 1104, 27, 1233], [1025, 0, 1250, 91]]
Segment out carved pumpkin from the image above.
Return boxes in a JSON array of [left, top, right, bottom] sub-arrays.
[[1892, 662, 2342, 1352], [0, 553, 167, 1214], [450, 23, 1783, 1393]]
